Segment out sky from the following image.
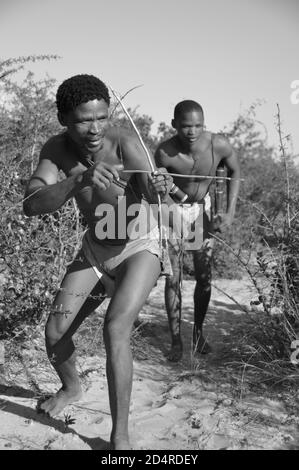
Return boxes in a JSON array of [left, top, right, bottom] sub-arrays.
[[1, 0, 298, 154]]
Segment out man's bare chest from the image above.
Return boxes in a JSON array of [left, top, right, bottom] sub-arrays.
[[58, 148, 125, 207], [168, 150, 217, 177]]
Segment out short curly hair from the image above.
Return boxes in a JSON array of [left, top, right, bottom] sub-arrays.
[[174, 100, 204, 120], [56, 74, 110, 114]]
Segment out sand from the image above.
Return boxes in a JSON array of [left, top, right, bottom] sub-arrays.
[[0, 278, 298, 450]]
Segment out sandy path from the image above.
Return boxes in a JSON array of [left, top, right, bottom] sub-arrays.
[[0, 278, 298, 450]]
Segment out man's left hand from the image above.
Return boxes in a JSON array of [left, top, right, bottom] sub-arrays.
[[148, 168, 173, 201]]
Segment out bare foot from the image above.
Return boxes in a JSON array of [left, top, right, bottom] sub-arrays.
[[167, 340, 183, 362], [38, 387, 82, 417], [193, 333, 212, 355]]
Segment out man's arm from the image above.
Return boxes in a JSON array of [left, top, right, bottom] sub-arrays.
[[24, 140, 120, 217], [154, 144, 189, 205], [154, 145, 169, 169], [23, 158, 84, 216], [121, 135, 172, 203], [215, 135, 241, 228]]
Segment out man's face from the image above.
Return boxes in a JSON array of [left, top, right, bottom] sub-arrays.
[[173, 110, 204, 146], [61, 99, 109, 154]]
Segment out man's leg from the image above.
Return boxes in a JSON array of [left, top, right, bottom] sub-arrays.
[[164, 241, 184, 362], [192, 231, 214, 354], [103, 250, 161, 450], [40, 251, 106, 416]]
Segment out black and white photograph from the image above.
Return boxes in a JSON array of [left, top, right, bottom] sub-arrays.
[[0, 0, 298, 454]]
